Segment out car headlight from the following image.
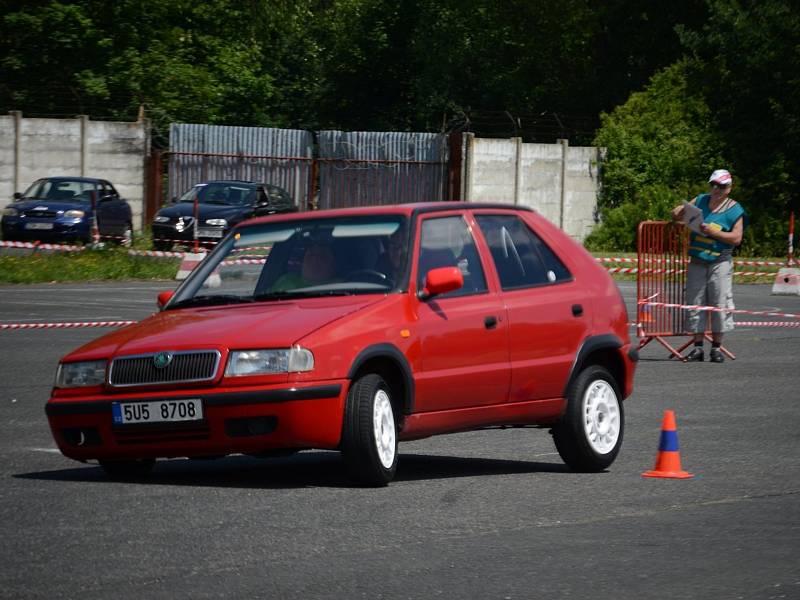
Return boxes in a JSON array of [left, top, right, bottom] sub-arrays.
[[205, 219, 227, 227], [154, 215, 170, 223], [55, 360, 107, 388], [64, 209, 85, 218], [225, 347, 314, 376], [2, 207, 19, 217]]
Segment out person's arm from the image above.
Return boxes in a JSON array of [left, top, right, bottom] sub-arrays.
[[700, 216, 743, 246], [672, 197, 697, 222]]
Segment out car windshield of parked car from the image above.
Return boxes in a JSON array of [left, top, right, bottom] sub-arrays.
[[177, 183, 256, 207], [21, 179, 97, 202], [167, 215, 410, 308]]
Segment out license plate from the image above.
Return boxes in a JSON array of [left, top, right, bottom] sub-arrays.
[[198, 228, 224, 238], [112, 399, 203, 425], [25, 222, 54, 230]]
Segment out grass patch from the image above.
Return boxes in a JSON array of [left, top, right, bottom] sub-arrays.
[[0, 246, 179, 284]]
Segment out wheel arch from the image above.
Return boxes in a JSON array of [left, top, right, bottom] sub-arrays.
[[347, 344, 415, 416], [564, 334, 627, 399]]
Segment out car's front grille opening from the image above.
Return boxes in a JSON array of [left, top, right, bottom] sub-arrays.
[[23, 210, 58, 218], [225, 416, 278, 438], [109, 351, 221, 387], [60, 427, 102, 447]]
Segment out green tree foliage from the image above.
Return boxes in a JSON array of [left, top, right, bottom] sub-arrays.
[[588, 0, 799, 255], [0, 0, 707, 135], [678, 0, 800, 255], [586, 60, 726, 251]]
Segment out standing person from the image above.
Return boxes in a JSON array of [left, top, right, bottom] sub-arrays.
[[671, 169, 746, 362]]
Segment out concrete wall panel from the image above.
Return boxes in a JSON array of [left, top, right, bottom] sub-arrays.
[[468, 138, 518, 204], [464, 135, 602, 242], [0, 114, 148, 228]]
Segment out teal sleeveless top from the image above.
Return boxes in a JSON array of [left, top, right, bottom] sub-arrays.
[[688, 194, 746, 263]]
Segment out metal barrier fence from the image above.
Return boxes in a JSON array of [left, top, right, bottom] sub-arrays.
[[636, 221, 690, 359]]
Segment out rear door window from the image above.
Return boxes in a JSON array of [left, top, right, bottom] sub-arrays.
[[475, 214, 572, 289]]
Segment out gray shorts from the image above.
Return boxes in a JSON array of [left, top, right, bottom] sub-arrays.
[[684, 258, 735, 333]]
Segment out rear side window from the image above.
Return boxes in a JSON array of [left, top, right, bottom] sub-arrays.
[[475, 215, 572, 289]]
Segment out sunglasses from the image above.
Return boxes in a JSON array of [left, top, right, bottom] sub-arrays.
[[710, 182, 730, 190]]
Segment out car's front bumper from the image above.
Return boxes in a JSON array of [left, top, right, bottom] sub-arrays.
[[46, 381, 348, 462], [2, 218, 90, 243], [151, 223, 227, 246]]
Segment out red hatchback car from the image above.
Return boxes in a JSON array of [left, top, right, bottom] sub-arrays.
[[46, 203, 637, 485]]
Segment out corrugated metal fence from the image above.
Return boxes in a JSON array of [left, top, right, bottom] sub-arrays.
[[147, 125, 452, 220], [167, 123, 314, 206], [316, 130, 450, 209]]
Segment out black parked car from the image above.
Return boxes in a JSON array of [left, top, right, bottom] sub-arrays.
[[1, 177, 134, 245], [151, 180, 297, 250]]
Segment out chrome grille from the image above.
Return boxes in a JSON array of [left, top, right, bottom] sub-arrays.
[[24, 210, 58, 218], [109, 350, 221, 387]]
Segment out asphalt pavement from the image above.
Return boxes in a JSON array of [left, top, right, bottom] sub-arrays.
[[0, 279, 798, 599]]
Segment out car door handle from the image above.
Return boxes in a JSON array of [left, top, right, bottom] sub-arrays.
[[484, 315, 498, 329], [572, 304, 584, 317]]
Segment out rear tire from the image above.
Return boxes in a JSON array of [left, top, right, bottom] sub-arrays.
[[99, 458, 156, 479], [153, 240, 172, 252], [341, 373, 398, 486], [552, 365, 623, 472]]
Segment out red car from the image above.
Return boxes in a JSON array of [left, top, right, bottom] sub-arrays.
[[46, 204, 637, 485]]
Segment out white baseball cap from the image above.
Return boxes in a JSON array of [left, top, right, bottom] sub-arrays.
[[708, 169, 732, 186]]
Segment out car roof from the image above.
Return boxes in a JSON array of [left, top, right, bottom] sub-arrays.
[[194, 180, 271, 187], [242, 202, 534, 227], [35, 176, 106, 183]]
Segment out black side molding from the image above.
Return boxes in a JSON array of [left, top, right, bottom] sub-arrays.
[[45, 385, 342, 417]]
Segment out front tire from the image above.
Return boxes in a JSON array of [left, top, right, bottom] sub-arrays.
[[341, 373, 398, 486], [552, 365, 623, 472]]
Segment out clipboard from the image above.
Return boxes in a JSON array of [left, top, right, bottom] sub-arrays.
[[681, 201, 703, 234]]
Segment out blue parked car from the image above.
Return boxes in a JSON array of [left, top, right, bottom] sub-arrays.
[[1, 177, 134, 245]]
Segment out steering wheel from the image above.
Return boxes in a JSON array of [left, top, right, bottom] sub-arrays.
[[345, 269, 393, 286]]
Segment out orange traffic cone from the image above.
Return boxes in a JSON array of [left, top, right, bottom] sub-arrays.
[[638, 303, 654, 325], [642, 410, 693, 479]]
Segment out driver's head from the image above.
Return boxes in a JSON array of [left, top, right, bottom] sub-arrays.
[[301, 243, 336, 283]]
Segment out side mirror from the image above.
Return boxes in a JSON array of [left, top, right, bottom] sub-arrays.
[[419, 266, 463, 299], [157, 290, 174, 309], [13, 192, 22, 200]]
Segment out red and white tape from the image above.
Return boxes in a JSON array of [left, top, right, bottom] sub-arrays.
[[734, 321, 800, 328], [0, 240, 85, 252], [127, 249, 187, 259], [0, 320, 136, 330], [596, 256, 791, 267], [638, 300, 800, 320], [605, 266, 774, 277]]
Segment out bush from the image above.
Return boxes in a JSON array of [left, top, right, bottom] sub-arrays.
[[586, 59, 727, 252]]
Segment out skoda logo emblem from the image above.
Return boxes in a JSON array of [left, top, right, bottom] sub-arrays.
[[153, 351, 173, 369]]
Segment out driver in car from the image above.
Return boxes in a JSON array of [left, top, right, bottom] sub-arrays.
[[270, 243, 340, 291]]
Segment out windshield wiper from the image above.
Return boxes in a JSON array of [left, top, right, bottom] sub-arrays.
[[168, 294, 255, 309], [253, 289, 356, 301]]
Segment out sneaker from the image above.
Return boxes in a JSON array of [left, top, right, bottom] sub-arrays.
[[685, 347, 704, 362], [709, 348, 724, 363]]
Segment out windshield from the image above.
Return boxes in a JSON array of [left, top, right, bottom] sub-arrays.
[[167, 214, 410, 308], [178, 182, 256, 206], [21, 179, 97, 202]]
